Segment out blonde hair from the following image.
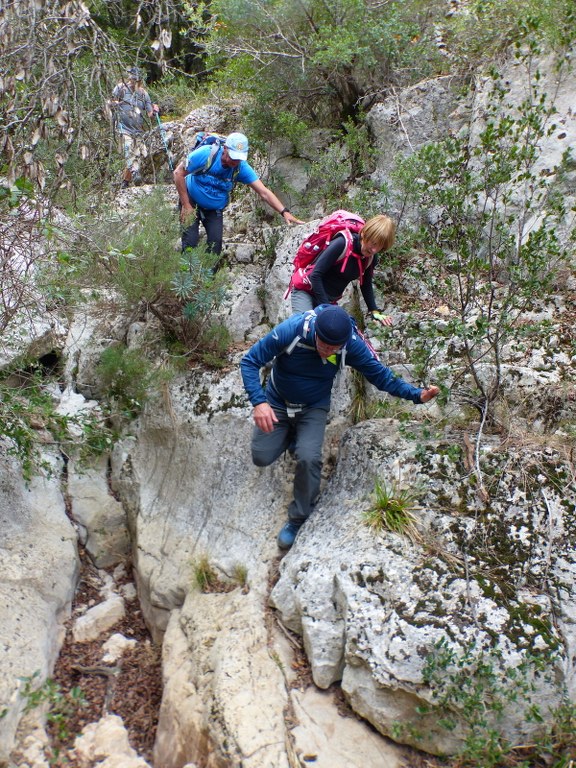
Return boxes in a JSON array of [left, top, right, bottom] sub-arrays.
[[360, 215, 396, 253]]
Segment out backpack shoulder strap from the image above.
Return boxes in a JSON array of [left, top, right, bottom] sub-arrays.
[[282, 310, 316, 355], [338, 231, 367, 283], [334, 231, 352, 262], [191, 143, 240, 186], [191, 143, 221, 175]]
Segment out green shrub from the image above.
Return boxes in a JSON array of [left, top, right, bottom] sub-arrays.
[[21, 671, 86, 742], [66, 191, 230, 364], [101, 189, 182, 307], [392, 56, 573, 421], [418, 638, 576, 767], [97, 345, 168, 415], [205, 0, 447, 127]]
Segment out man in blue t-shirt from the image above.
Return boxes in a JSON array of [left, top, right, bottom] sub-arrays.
[[240, 304, 440, 550], [173, 132, 303, 257]]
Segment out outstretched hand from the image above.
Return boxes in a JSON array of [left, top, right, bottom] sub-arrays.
[[253, 402, 278, 433], [371, 311, 393, 327], [420, 386, 440, 403], [179, 203, 195, 226], [283, 211, 305, 225]]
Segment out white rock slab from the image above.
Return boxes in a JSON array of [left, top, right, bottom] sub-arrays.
[[73, 595, 125, 643], [290, 687, 405, 768]]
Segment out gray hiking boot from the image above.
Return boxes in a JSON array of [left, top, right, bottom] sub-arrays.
[[132, 171, 143, 186]]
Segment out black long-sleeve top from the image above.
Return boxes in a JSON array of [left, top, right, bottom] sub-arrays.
[[308, 232, 379, 311]]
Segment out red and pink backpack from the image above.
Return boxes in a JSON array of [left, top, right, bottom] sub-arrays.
[[285, 210, 365, 297]]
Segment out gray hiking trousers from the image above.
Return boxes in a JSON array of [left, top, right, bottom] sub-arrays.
[[251, 406, 328, 524], [290, 288, 315, 314]]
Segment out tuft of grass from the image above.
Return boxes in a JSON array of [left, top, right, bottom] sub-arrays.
[[363, 478, 423, 544], [231, 563, 248, 588], [192, 555, 218, 592]]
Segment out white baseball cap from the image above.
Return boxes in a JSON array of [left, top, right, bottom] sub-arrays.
[[224, 132, 249, 161]]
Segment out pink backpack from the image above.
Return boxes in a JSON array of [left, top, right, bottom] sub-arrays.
[[285, 210, 365, 297]]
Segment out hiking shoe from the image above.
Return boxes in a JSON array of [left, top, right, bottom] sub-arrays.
[[121, 180, 129, 189], [132, 171, 143, 186], [277, 521, 302, 550]]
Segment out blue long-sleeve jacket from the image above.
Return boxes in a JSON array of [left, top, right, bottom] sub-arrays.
[[240, 310, 425, 411]]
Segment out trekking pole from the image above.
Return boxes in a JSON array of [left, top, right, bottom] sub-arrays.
[[155, 112, 174, 172]]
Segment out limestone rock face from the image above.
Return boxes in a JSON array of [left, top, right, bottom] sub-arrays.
[[68, 454, 130, 568], [366, 76, 465, 185], [270, 420, 576, 754], [72, 713, 152, 768], [0, 450, 78, 764], [2, 44, 576, 768], [154, 592, 290, 768]]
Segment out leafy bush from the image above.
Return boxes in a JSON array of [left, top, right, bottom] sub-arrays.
[[97, 189, 183, 306], [21, 671, 86, 742], [0, 367, 117, 480], [443, 0, 576, 69], [96, 345, 166, 415], [418, 638, 576, 767], [203, 0, 447, 130], [64, 189, 230, 364], [392, 55, 573, 421]]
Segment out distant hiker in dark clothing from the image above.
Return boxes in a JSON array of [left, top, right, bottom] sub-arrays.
[[109, 66, 158, 188], [240, 304, 440, 550], [290, 214, 396, 327], [173, 131, 304, 256]]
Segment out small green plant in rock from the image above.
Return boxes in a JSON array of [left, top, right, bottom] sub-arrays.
[[363, 477, 423, 543], [342, 114, 377, 178], [232, 563, 248, 588], [20, 671, 86, 741], [70, 408, 118, 466], [192, 555, 218, 592], [155, 243, 229, 359], [0, 362, 120, 479], [0, 370, 71, 480], [96, 345, 158, 415], [198, 322, 232, 369], [270, 650, 285, 672], [304, 140, 353, 211]]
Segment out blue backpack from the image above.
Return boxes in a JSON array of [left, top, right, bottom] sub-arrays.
[[189, 131, 240, 185]]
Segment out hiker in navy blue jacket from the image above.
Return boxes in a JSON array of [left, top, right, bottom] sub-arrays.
[[240, 304, 440, 550]]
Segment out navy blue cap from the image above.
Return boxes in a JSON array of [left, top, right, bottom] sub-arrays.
[[315, 305, 352, 346]]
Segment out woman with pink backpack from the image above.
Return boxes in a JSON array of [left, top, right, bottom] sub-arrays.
[[287, 212, 396, 327]]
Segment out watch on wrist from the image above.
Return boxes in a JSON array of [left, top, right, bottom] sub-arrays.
[[280, 207, 290, 215]]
